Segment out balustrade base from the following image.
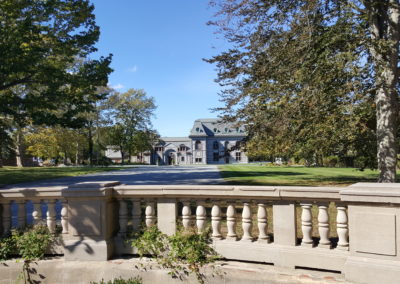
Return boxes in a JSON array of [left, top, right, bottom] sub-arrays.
[[213, 241, 348, 272], [345, 256, 400, 284], [300, 242, 314, 248], [64, 239, 113, 261], [317, 243, 332, 249]]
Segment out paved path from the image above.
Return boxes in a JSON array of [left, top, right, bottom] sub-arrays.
[[5, 165, 224, 189]]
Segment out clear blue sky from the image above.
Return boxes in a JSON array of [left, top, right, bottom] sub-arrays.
[[91, 0, 227, 137]]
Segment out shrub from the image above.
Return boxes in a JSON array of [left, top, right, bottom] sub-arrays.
[[90, 277, 143, 284], [131, 226, 219, 283]]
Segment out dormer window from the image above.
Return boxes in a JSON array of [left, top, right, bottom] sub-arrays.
[[213, 128, 217, 133], [196, 127, 200, 132], [179, 144, 186, 152]]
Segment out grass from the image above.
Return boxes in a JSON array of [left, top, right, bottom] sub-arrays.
[[0, 166, 132, 186], [218, 164, 384, 186]]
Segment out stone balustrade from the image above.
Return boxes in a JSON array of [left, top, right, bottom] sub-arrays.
[[1, 182, 400, 284]]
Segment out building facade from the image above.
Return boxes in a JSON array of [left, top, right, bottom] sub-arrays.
[[106, 118, 248, 165], [154, 119, 248, 165]]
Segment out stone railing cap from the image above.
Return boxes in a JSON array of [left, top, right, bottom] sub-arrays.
[[68, 181, 121, 189], [341, 182, 400, 203]]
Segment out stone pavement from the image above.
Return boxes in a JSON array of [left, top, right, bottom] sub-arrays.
[[4, 165, 224, 189]]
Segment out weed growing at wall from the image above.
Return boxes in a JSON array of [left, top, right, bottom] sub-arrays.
[[0, 225, 53, 284], [90, 277, 143, 284], [131, 226, 219, 283]]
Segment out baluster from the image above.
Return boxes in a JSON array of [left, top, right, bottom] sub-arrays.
[[301, 203, 313, 247], [336, 205, 349, 250], [118, 199, 128, 236], [182, 201, 192, 230], [257, 203, 270, 242], [1, 201, 11, 235], [32, 200, 42, 225], [241, 202, 253, 241], [16, 200, 26, 229], [226, 202, 237, 240], [145, 201, 156, 227], [46, 199, 56, 233], [196, 201, 206, 233], [60, 200, 68, 234], [317, 203, 331, 248], [211, 202, 222, 239], [131, 199, 141, 232]]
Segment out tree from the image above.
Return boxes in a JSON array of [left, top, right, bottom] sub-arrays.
[[208, 0, 399, 181], [0, 0, 112, 166], [132, 130, 160, 163], [25, 127, 87, 164], [106, 89, 156, 164]]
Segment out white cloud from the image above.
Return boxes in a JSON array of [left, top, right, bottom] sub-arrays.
[[109, 83, 124, 90], [127, 65, 138, 73]]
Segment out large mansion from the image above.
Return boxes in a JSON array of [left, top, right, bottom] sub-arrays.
[[105, 118, 248, 165]]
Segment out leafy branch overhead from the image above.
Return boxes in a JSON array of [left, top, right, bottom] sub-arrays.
[[208, 0, 400, 181]]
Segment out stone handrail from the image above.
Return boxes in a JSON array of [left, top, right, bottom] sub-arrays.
[[1, 182, 400, 284]]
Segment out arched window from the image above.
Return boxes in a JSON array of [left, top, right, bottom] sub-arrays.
[[195, 140, 202, 150], [213, 141, 219, 150]]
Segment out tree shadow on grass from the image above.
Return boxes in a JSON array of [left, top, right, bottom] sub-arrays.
[[220, 171, 380, 186]]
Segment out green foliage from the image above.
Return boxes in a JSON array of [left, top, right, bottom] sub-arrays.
[[105, 89, 157, 164], [90, 277, 143, 284], [11, 225, 52, 261], [0, 235, 15, 261], [207, 1, 398, 175], [0, 225, 52, 262], [131, 226, 219, 283]]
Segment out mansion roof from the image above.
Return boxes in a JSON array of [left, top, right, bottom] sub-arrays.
[[189, 118, 246, 137]]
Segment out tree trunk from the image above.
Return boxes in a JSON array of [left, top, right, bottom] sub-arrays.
[[15, 128, 23, 167], [75, 141, 79, 165], [367, 0, 400, 182], [120, 145, 124, 165], [0, 148, 3, 168], [88, 122, 94, 166]]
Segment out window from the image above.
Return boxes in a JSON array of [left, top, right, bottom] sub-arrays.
[[224, 141, 229, 149], [213, 128, 218, 133], [213, 153, 219, 162], [195, 140, 202, 150], [195, 158, 202, 163], [235, 152, 241, 162], [213, 141, 219, 150], [181, 156, 185, 162], [155, 147, 163, 152], [196, 127, 200, 132], [179, 144, 186, 152]]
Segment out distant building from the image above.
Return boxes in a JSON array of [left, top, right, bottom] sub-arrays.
[[105, 118, 248, 165]]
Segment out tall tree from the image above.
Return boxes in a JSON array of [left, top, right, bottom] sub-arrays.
[[208, 0, 399, 181], [106, 89, 156, 164], [0, 0, 112, 166]]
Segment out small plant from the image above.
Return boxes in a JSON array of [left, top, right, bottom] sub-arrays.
[[131, 226, 219, 283], [0, 225, 53, 284], [90, 276, 143, 284]]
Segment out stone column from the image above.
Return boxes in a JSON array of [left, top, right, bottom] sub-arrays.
[[300, 203, 313, 247], [226, 202, 237, 240], [211, 202, 222, 239], [62, 181, 120, 261]]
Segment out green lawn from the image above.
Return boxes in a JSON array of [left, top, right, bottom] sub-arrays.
[[218, 164, 382, 186], [0, 166, 131, 186]]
